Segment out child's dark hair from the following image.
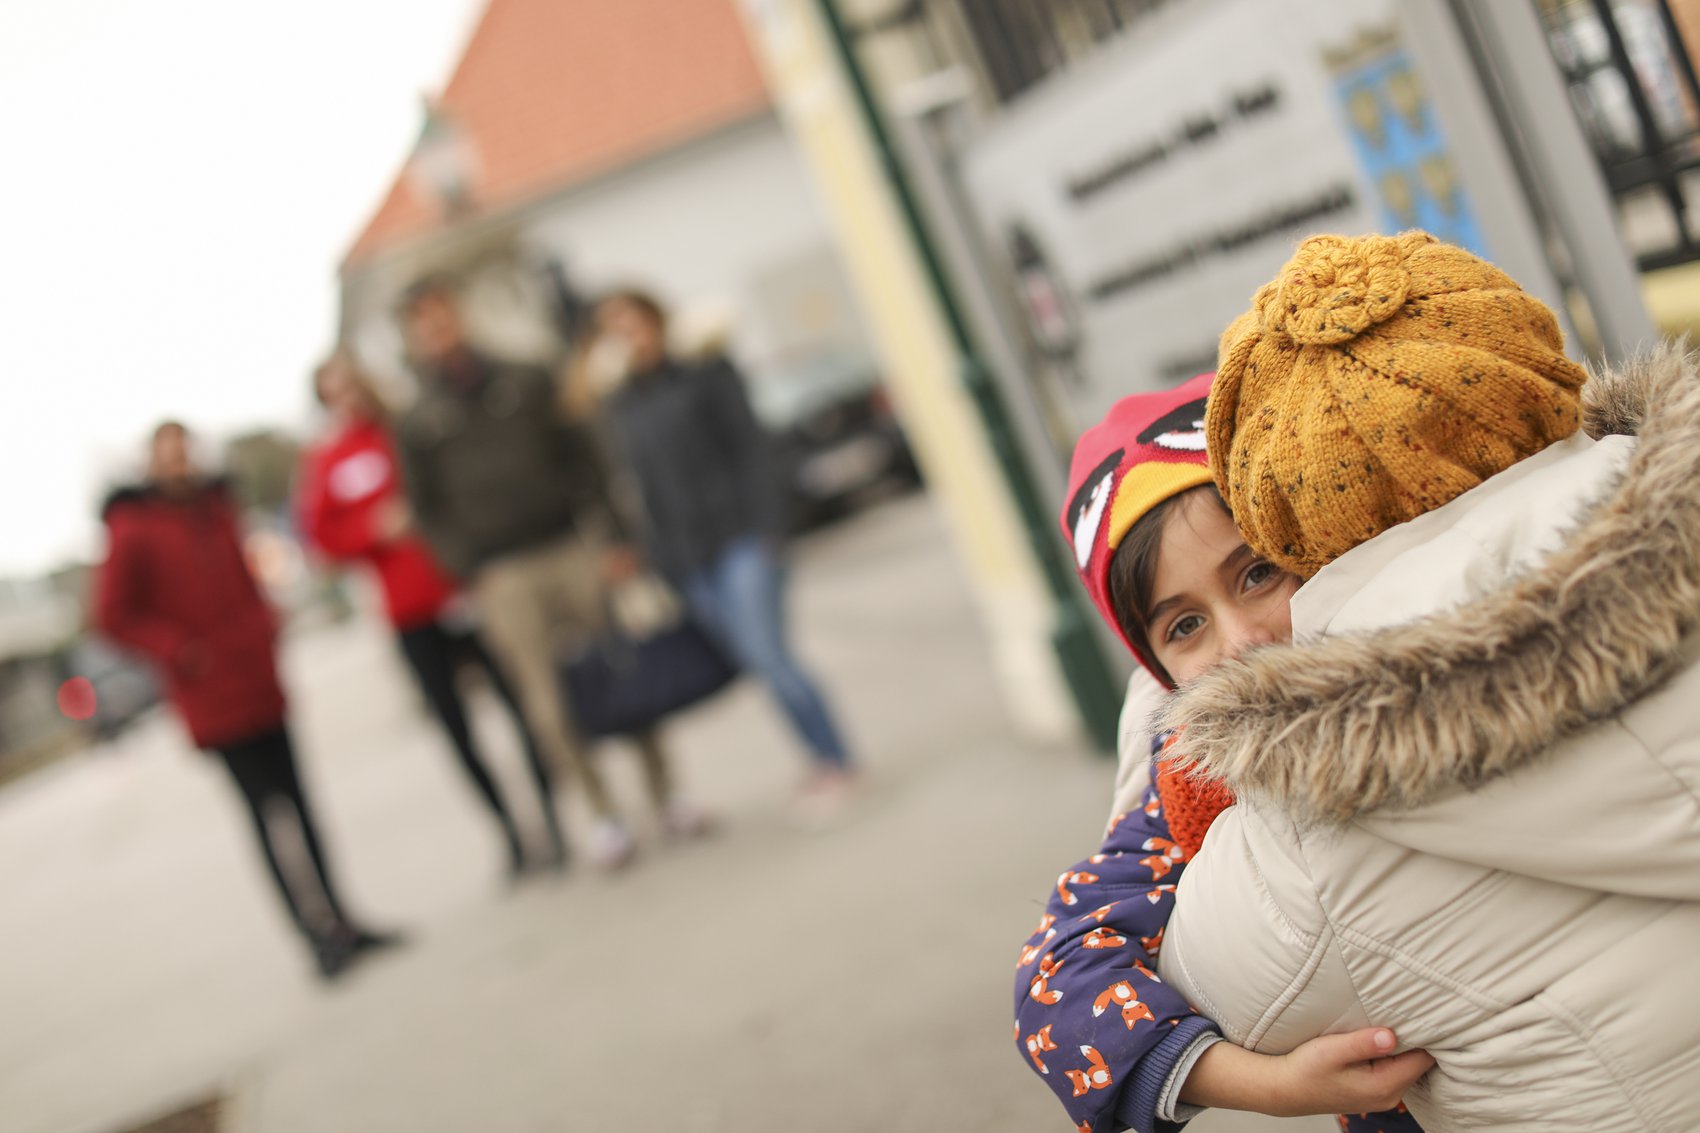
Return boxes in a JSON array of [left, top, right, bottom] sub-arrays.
[[1107, 483, 1229, 687]]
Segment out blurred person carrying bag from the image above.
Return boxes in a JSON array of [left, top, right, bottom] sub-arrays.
[[557, 572, 738, 739], [579, 288, 859, 806], [556, 325, 739, 737]]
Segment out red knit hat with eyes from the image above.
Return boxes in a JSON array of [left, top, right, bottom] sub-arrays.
[[1063, 373, 1236, 860], [1061, 372, 1215, 683]]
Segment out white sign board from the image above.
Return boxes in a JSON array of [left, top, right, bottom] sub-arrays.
[[961, 0, 1500, 436]]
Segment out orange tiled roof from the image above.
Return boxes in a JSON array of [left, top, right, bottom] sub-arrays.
[[344, 0, 771, 266]]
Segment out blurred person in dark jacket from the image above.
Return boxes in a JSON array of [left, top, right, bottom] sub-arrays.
[[591, 290, 857, 819], [95, 422, 395, 980], [392, 277, 700, 869], [297, 354, 567, 877]]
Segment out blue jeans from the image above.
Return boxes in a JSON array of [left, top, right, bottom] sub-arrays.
[[683, 538, 850, 768]]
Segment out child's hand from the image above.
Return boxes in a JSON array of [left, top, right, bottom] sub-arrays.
[[1269, 1028, 1434, 1116], [1181, 1027, 1433, 1117], [601, 544, 644, 586]]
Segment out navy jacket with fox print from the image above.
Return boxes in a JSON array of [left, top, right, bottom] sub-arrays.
[[1013, 734, 1424, 1133]]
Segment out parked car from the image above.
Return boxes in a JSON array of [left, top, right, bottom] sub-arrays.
[[749, 350, 921, 532]]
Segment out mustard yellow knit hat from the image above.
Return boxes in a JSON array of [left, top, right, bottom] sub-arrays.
[[1206, 231, 1587, 578]]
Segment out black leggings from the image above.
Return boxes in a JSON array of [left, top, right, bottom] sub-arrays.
[[216, 726, 350, 942], [396, 620, 564, 857]]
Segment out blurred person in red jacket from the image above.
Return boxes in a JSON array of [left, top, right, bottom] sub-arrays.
[[95, 421, 395, 981], [297, 353, 567, 876]]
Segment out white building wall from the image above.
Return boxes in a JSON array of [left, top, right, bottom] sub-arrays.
[[521, 115, 861, 372], [345, 114, 874, 403]]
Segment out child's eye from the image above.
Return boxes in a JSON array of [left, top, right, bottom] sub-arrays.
[[1166, 614, 1206, 643], [1243, 561, 1277, 592]]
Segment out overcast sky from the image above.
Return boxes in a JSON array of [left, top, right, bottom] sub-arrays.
[[0, 0, 485, 575]]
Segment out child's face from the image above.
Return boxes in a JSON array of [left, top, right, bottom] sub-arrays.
[[1145, 491, 1299, 684]]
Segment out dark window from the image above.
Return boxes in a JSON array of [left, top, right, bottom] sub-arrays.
[[956, 0, 1179, 102], [1537, 0, 1700, 269]]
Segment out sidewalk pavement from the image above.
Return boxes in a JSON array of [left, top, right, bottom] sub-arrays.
[[0, 496, 1330, 1133]]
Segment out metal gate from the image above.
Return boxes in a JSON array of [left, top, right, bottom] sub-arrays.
[[1536, 0, 1700, 269]]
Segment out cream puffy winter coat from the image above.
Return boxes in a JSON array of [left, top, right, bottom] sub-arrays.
[[1153, 345, 1700, 1132]]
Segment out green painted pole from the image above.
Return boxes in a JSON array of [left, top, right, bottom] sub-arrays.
[[814, 0, 1124, 752]]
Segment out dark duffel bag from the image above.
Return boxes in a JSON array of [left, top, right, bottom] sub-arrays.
[[560, 616, 739, 738]]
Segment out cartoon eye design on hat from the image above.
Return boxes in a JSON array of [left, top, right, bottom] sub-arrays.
[[1068, 448, 1124, 571], [1136, 398, 1207, 453]]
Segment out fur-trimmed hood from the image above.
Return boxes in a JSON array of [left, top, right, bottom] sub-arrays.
[[1160, 341, 1700, 824]]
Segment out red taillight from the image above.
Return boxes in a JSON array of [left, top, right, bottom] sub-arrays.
[[58, 677, 97, 721]]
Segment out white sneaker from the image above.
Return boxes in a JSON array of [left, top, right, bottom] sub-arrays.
[[662, 799, 715, 839], [588, 818, 637, 870], [794, 768, 859, 831]]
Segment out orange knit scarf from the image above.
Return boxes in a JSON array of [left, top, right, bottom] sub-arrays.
[[1153, 746, 1237, 861]]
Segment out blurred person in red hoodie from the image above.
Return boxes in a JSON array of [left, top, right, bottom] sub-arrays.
[[95, 422, 395, 980], [297, 353, 567, 877]]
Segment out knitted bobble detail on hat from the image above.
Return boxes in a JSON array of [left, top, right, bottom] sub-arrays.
[[1207, 231, 1586, 579], [1259, 231, 1426, 346]]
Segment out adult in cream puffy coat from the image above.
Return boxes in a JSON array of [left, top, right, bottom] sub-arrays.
[[1152, 344, 1700, 1132]]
